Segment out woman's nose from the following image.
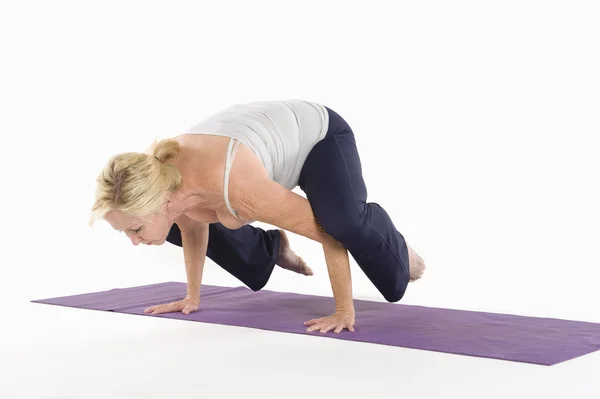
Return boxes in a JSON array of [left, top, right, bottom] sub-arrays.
[[130, 235, 142, 246]]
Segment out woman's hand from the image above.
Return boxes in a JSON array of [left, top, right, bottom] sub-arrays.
[[143, 296, 199, 315], [304, 311, 356, 334]]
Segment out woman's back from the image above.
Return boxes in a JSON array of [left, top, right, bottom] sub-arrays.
[[181, 99, 329, 190]]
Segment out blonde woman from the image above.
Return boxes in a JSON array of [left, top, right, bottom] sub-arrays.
[[90, 100, 425, 334]]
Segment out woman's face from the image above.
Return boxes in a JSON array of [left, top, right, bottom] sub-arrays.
[[105, 204, 172, 246]]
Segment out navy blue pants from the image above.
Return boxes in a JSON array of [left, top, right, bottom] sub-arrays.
[[166, 106, 411, 302]]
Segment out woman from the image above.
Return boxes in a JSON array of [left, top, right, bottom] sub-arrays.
[[90, 99, 426, 334]]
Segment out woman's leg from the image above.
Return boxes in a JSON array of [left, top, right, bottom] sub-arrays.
[[166, 223, 281, 291], [298, 106, 412, 302]]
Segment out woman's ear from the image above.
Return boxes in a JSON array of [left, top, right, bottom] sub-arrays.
[[163, 192, 173, 211]]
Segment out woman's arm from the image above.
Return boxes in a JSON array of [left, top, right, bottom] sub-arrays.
[[321, 236, 354, 315], [144, 216, 209, 315], [237, 176, 355, 315], [178, 216, 210, 303]]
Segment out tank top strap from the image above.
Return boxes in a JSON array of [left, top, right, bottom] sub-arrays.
[[224, 137, 242, 220]]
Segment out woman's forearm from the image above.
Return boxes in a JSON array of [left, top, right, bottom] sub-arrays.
[[322, 235, 355, 315], [181, 222, 210, 302]]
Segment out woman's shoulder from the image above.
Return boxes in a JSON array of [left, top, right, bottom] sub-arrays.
[[172, 134, 268, 195]]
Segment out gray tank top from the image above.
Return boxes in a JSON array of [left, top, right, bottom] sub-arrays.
[[183, 99, 329, 220]]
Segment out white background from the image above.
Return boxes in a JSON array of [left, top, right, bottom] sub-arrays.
[[1, 0, 599, 398]]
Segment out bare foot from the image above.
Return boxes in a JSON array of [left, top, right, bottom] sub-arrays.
[[408, 245, 426, 282], [276, 229, 314, 276]]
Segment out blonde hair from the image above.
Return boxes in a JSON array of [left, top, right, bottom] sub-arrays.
[[89, 138, 183, 226]]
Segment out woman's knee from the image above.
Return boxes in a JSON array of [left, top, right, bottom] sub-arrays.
[[316, 208, 367, 247], [247, 278, 268, 292], [355, 253, 410, 303], [382, 284, 407, 303]]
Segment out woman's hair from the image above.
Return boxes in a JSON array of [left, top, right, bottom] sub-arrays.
[[89, 138, 183, 226]]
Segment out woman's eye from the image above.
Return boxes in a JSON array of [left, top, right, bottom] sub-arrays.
[[132, 227, 143, 234]]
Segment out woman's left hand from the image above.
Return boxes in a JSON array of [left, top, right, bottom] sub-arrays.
[[304, 311, 356, 333], [143, 297, 199, 315]]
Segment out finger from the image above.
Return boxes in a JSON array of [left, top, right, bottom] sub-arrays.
[[182, 305, 197, 315], [348, 325, 355, 332], [334, 325, 343, 334], [320, 324, 335, 334], [146, 304, 168, 314], [304, 318, 321, 326], [145, 302, 172, 313], [151, 303, 178, 315], [307, 323, 324, 332]]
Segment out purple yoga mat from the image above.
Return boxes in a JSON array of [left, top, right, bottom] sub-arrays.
[[32, 281, 600, 365]]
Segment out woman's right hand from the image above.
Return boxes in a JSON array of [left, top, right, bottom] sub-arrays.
[[144, 296, 199, 315]]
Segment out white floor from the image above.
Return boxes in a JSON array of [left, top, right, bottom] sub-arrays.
[[6, 300, 600, 399], [3, 222, 600, 399]]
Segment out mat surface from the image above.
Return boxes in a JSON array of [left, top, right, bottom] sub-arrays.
[[32, 282, 600, 365]]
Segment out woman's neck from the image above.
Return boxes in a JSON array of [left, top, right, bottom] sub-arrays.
[[171, 185, 223, 215]]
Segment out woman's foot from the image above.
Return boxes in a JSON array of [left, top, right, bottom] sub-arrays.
[[275, 229, 314, 276], [408, 245, 426, 282]]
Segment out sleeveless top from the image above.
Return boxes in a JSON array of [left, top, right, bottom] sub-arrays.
[[182, 99, 329, 220]]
